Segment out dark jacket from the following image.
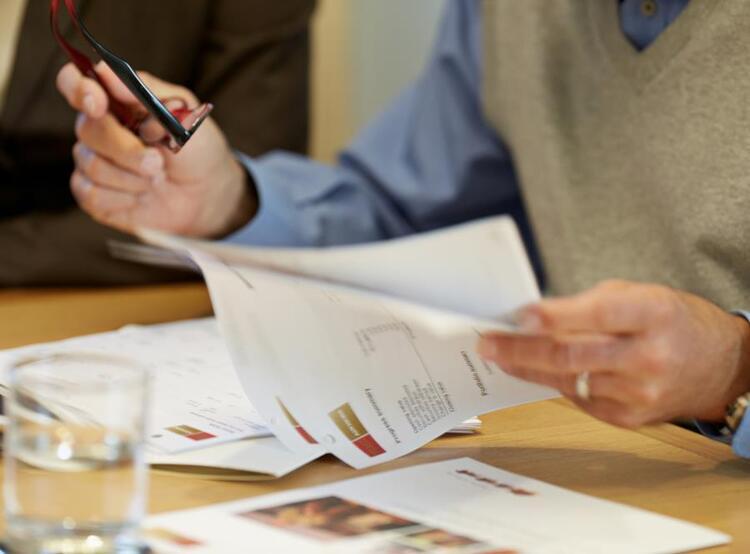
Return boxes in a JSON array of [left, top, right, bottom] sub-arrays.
[[0, 0, 314, 287], [0, 0, 315, 218]]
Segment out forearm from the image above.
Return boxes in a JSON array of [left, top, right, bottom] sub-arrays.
[[227, 151, 404, 248]]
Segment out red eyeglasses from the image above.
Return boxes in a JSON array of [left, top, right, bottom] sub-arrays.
[[50, 0, 212, 152]]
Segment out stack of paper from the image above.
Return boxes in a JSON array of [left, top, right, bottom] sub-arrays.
[[0, 319, 483, 479], [140, 216, 558, 470], [4, 217, 556, 475], [0, 319, 269, 453], [147, 437, 316, 481]]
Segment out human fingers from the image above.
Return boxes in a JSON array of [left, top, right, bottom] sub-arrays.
[[75, 113, 164, 177], [56, 63, 108, 118], [59, 61, 201, 121], [477, 332, 634, 375], [498, 365, 577, 396], [498, 364, 659, 408], [566, 395, 654, 429], [70, 171, 138, 231], [73, 143, 156, 194], [516, 280, 675, 335], [498, 364, 666, 428], [584, 371, 665, 409]]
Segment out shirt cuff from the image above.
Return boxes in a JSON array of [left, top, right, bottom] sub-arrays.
[[734, 413, 750, 458], [225, 153, 312, 248], [694, 420, 733, 445]]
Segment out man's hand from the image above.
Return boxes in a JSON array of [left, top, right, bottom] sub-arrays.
[[56, 62, 256, 237], [477, 280, 750, 428]]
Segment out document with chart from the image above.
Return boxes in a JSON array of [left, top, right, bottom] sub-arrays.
[[0, 319, 270, 454], [146, 458, 730, 553], [0, 317, 482, 478], [142, 216, 558, 469]]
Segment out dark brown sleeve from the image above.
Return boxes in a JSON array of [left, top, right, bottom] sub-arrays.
[[189, 0, 316, 156]]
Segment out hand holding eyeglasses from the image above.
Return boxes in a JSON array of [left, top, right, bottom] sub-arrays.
[[52, 0, 256, 236], [51, 0, 213, 153], [56, 62, 255, 237]]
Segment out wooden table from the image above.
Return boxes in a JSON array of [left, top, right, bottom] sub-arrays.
[[2, 284, 749, 552]]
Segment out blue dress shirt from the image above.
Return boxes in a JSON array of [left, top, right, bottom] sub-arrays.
[[230, 0, 749, 458]]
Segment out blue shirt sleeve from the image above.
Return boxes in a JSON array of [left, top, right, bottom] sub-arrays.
[[695, 401, 750, 458], [735, 416, 750, 458], [228, 0, 522, 249]]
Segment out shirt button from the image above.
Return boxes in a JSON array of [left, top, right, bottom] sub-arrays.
[[641, 0, 658, 17]]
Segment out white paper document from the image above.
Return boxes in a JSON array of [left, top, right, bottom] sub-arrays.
[[146, 457, 730, 553], [0, 317, 481, 475], [148, 436, 319, 481], [0, 319, 269, 454], [142, 216, 558, 469]]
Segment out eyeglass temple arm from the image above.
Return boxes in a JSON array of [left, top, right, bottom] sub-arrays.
[[52, 0, 191, 147], [50, 0, 132, 126], [76, 23, 190, 146]]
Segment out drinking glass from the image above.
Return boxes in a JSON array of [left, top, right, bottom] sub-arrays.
[[4, 352, 149, 553]]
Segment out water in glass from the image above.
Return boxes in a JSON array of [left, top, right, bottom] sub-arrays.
[[4, 352, 149, 553]]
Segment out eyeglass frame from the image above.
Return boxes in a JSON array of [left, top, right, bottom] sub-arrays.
[[50, 0, 213, 152]]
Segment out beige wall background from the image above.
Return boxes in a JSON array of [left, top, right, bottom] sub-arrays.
[[310, 0, 446, 162]]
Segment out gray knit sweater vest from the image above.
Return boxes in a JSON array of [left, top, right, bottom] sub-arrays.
[[482, 0, 749, 308]]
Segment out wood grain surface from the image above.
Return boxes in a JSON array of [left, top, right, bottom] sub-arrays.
[[1, 285, 748, 552]]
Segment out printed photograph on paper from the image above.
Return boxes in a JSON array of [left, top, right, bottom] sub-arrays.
[[237, 495, 419, 541]]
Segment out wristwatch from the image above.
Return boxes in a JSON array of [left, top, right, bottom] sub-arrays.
[[725, 392, 750, 434]]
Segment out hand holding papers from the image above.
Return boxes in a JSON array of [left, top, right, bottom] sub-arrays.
[[141, 216, 558, 468]]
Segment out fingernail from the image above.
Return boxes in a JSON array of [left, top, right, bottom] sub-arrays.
[[82, 94, 96, 116], [517, 310, 543, 333], [477, 337, 498, 359], [76, 175, 92, 193], [78, 145, 94, 166], [150, 173, 168, 191], [141, 150, 163, 174]]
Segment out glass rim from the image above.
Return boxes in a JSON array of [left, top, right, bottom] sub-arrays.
[[8, 351, 148, 392]]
